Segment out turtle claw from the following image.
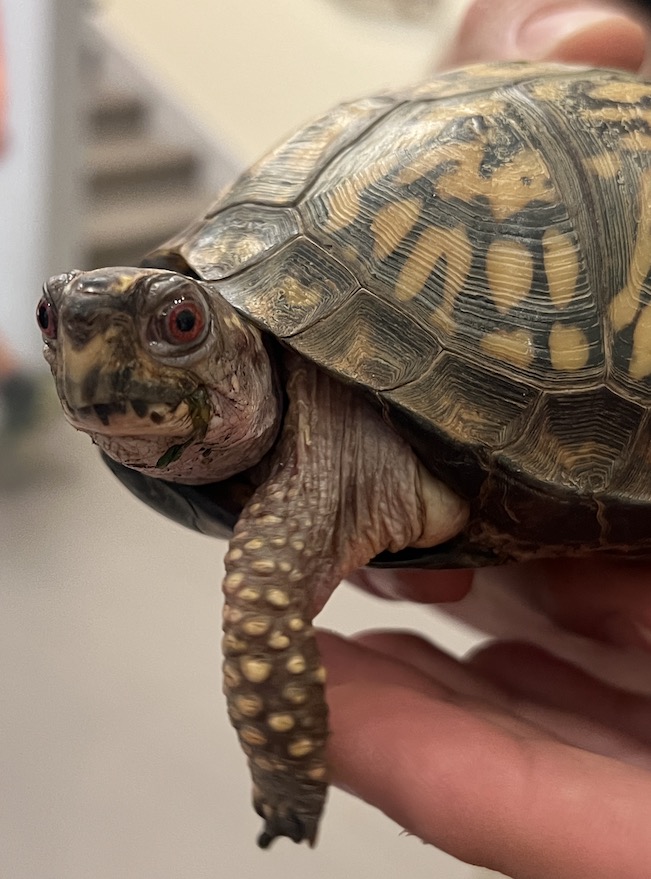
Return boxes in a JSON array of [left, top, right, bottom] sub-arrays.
[[256, 811, 316, 849]]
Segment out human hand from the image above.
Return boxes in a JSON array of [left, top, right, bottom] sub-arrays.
[[321, 3, 651, 877], [442, 0, 650, 73], [319, 627, 651, 879]]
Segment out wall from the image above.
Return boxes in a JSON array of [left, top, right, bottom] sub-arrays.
[[0, 0, 82, 368], [99, 0, 471, 163]]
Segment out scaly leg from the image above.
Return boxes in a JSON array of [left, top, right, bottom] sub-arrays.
[[221, 354, 468, 847]]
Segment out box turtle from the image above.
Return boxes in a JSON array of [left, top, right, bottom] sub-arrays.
[[39, 61, 651, 847]]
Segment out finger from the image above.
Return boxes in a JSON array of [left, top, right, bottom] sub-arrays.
[[353, 629, 510, 703], [351, 631, 651, 767], [443, 0, 648, 72], [523, 558, 651, 652], [322, 634, 651, 879], [470, 640, 651, 745], [348, 567, 473, 604], [320, 630, 547, 742]]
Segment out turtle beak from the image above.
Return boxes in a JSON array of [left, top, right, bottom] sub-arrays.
[[56, 313, 193, 437]]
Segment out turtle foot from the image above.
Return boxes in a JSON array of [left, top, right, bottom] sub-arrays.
[[256, 809, 317, 849]]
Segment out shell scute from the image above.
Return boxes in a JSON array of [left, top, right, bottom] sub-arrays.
[[217, 95, 399, 209], [289, 288, 440, 392], [217, 238, 358, 338]]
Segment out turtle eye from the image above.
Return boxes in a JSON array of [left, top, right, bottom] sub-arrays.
[[36, 297, 57, 340], [164, 300, 206, 344], [148, 294, 209, 354]]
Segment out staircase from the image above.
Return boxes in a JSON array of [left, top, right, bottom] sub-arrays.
[[80, 22, 240, 270]]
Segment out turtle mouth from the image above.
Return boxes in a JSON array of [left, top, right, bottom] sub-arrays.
[[65, 397, 194, 437]]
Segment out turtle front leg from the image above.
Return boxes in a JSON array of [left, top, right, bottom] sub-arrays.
[[222, 485, 329, 848], [221, 354, 468, 847]]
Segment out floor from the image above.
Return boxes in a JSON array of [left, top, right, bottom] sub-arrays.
[[1, 405, 494, 879]]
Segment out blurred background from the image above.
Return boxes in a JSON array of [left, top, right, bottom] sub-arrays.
[[0, 1, 513, 877]]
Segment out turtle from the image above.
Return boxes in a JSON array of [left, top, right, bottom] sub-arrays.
[[38, 60, 651, 848]]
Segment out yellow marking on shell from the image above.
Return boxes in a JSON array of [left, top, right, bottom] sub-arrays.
[[629, 304, 651, 379], [268, 713, 295, 733], [370, 198, 422, 260], [283, 684, 308, 704], [548, 323, 590, 371], [268, 631, 291, 650], [223, 572, 244, 594], [279, 276, 322, 308], [278, 559, 292, 570], [253, 755, 275, 772], [286, 655, 307, 675], [244, 538, 264, 551], [260, 514, 283, 526], [288, 737, 315, 758], [235, 694, 264, 717], [542, 229, 580, 309], [266, 588, 290, 608], [312, 666, 327, 684], [225, 548, 243, 563], [240, 656, 272, 683], [617, 131, 651, 153], [397, 225, 472, 327], [248, 502, 262, 515], [241, 617, 272, 637], [240, 725, 268, 747], [290, 538, 305, 552], [237, 586, 262, 603], [583, 154, 622, 180], [481, 329, 534, 370], [610, 169, 651, 332], [577, 97, 651, 152], [485, 239, 533, 313], [288, 617, 305, 632], [579, 103, 648, 125], [435, 141, 555, 222], [590, 81, 651, 103], [395, 96, 508, 186], [289, 570, 304, 583], [251, 558, 276, 575], [527, 79, 569, 102], [324, 179, 362, 233]]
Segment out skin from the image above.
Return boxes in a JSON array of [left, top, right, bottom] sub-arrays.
[[40, 266, 468, 845], [323, 3, 651, 878]]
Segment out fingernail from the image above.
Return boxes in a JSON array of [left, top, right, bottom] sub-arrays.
[[519, 7, 638, 59]]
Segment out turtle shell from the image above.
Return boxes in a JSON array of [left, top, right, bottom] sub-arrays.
[[131, 61, 651, 564]]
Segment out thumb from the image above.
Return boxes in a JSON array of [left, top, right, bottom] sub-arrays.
[[442, 0, 648, 73]]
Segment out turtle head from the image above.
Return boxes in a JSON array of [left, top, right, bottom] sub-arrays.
[[39, 267, 281, 484]]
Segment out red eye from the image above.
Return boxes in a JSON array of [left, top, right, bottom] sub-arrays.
[[36, 298, 57, 339], [164, 300, 206, 345]]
